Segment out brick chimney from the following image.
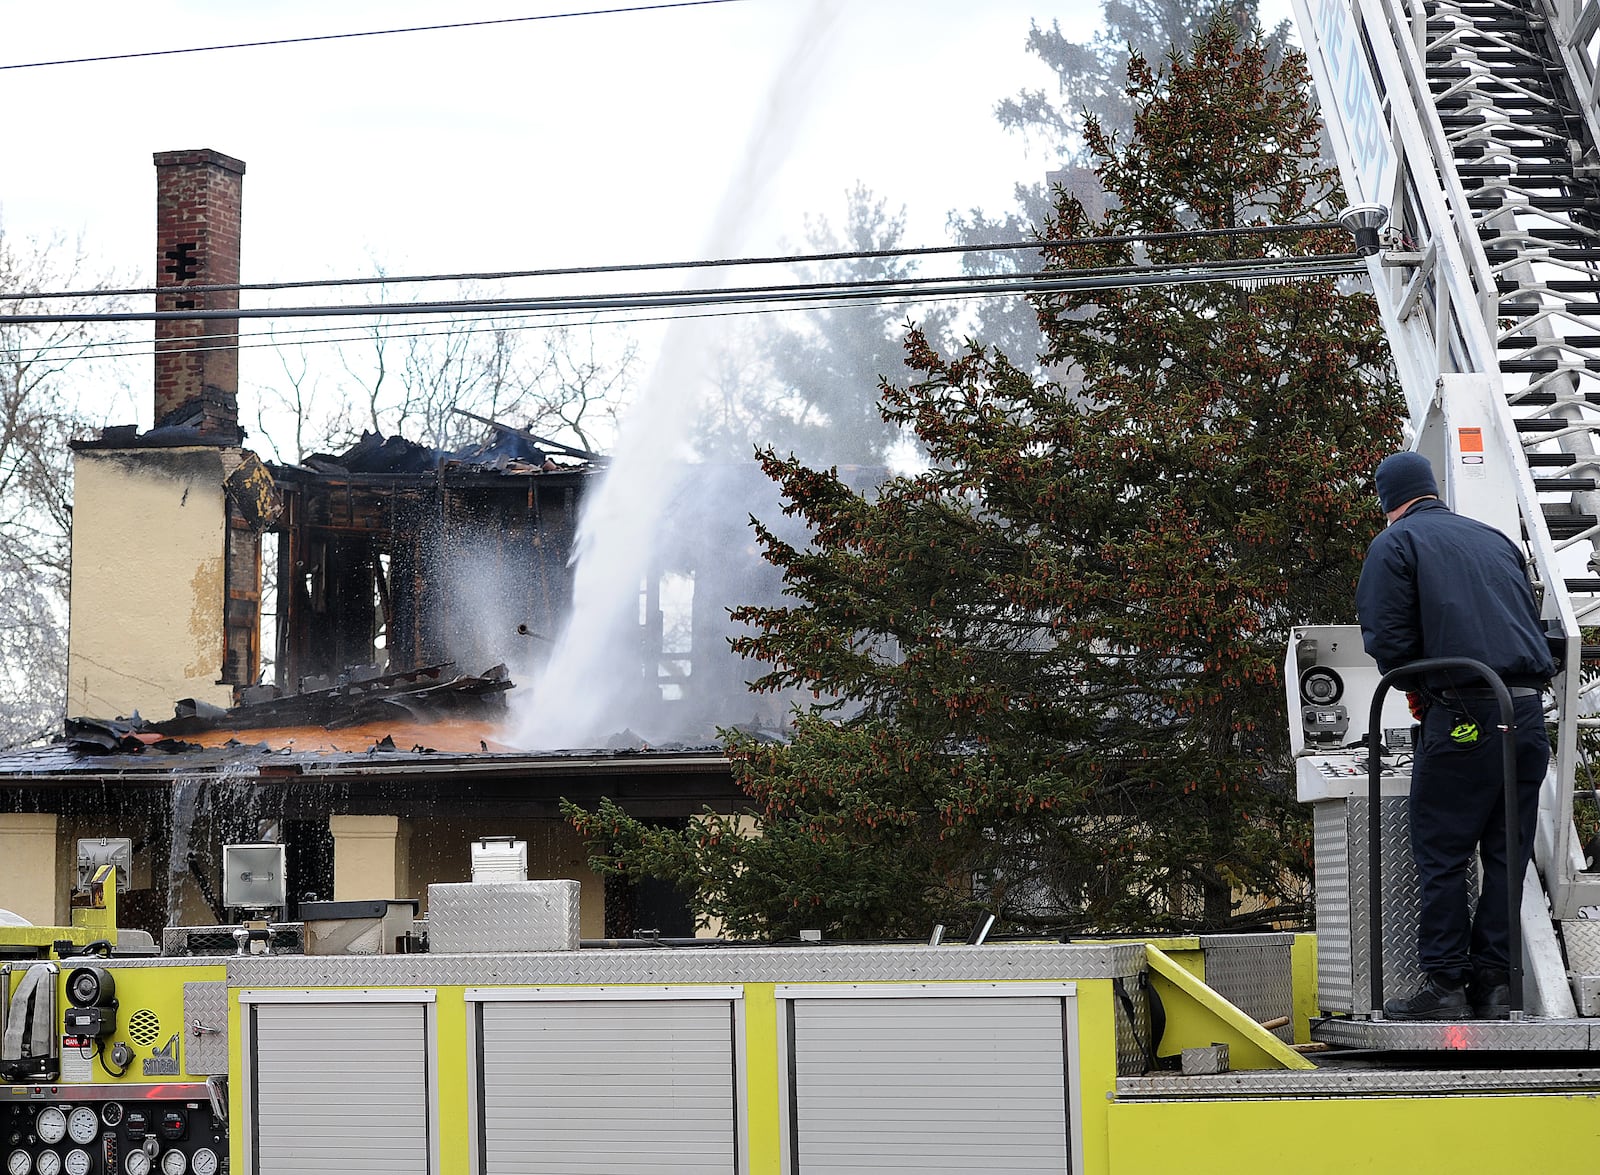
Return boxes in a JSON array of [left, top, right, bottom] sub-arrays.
[[153, 149, 245, 438]]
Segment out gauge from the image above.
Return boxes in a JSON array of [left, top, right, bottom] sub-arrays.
[[63, 1154, 90, 1175], [189, 1152, 216, 1175], [37, 1108, 68, 1145], [100, 1104, 123, 1129], [35, 1155, 60, 1175], [9, 1152, 33, 1175], [124, 1152, 150, 1175], [67, 1109, 97, 1147], [158, 1153, 184, 1175]]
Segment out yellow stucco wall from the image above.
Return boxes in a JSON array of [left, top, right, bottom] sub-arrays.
[[0, 812, 59, 924], [66, 446, 239, 720], [330, 814, 412, 902]]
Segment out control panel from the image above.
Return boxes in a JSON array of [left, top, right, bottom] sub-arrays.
[[2, 1086, 223, 1175]]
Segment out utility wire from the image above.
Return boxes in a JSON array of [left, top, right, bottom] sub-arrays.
[[3, 290, 1029, 364], [0, 255, 1365, 326], [0, 0, 751, 71], [1, 222, 1344, 302], [0, 254, 1369, 326]]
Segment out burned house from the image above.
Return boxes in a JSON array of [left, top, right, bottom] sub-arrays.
[[0, 148, 746, 939], [271, 425, 587, 689]]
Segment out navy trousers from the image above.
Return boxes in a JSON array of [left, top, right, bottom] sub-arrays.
[[1408, 692, 1549, 982]]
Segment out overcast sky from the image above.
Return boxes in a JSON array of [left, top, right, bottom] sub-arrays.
[[1, 3, 1089, 280], [0, 0, 1298, 433]]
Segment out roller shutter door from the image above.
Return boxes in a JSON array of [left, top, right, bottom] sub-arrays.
[[478, 997, 738, 1175], [250, 1000, 431, 1175], [788, 994, 1068, 1174]]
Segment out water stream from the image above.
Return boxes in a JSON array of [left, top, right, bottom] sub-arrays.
[[514, 0, 842, 749]]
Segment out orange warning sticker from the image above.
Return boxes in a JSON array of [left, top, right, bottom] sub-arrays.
[[1459, 427, 1484, 453]]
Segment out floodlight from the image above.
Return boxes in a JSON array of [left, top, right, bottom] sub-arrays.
[[76, 837, 133, 895], [1338, 203, 1391, 257], [223, 843, 287, 910]]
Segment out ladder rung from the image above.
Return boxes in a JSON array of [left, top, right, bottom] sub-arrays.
[[1501, 359, 1600, 372], [1500, 335, 1600, 348], [1471, 194, 1595, 210], [1497, 281, 1600, 294], [1488, 249, 1600, 262], [1503, 304, 1600, 316], [1544, 513, 1598, 537], [1527, 452, 1578, 466], [1535, 477, 1600, 490], [1509, 391, 1600, 406], [1484, 227, 1600, 243]]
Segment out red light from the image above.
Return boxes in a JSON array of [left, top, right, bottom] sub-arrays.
[[1443, 1024, 1470, 1049]]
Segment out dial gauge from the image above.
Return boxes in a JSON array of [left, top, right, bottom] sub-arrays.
[[124, 1152, 150, 1175], [62, 1154, 89, 1175], [37, 1108, 68, 1145], [35, 1154, 60, 1175], [9, 1151, 33, 1175], [158, 1153, 184, 1175], [100, 1104, 123, 1129], [189, 1152, 216, 1175], [67, 1109, 98, 1146]]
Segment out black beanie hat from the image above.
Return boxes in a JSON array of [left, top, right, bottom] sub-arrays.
[[1375, 451, 1439, 514]]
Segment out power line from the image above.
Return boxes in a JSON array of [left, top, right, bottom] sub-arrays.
[[0, 0, 752, 71], [4, 282, 975, 360], [3, 290, 1033, 365], [0, 255, 1365, 327], [0, 280, 1094, 363], [0, 222, 1345, 303]]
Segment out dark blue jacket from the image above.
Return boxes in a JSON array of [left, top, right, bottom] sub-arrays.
[[1355, 498, 1554, 687]]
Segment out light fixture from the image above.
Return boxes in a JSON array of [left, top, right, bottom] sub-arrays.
[[1338, 203, 1391, 257], [223, 843, 287, 911]]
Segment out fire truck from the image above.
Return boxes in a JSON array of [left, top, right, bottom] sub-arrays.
[[10, 0, 1600, 1170]]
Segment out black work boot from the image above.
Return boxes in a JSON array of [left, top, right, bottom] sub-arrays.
[[1383, 974, 1469, 1021], [1468, 968, 1512, 1020]]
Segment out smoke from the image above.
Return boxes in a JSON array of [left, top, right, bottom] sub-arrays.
[[512, 1, 843, 750]]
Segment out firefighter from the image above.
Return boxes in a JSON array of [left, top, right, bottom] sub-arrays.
[[1355, 451, 1554, 1020]]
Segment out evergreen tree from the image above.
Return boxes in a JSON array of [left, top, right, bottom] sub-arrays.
[[567, 17, 1404, 938], [952, 0, 1292, 372]]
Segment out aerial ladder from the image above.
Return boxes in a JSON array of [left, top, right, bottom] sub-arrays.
[[1290, 0, 1600, 1031]]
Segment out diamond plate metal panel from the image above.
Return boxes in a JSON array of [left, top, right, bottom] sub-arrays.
[[76, 956, 233, 970], [228, 942, 1146, 988], [1312, 795, 1478, 1015], [1573, 973, 1600, 1017], [163, 924, 304, 955], [183, 981, 228, 1075], [1198, 934, 1294, 1042], [1561, 918, 1600, 973], [1311, 1016, 1597, 1051], [1117, 1066, 1600, 1098], [427, 881, 580, 952], [1112, 977, 1152, 1076]]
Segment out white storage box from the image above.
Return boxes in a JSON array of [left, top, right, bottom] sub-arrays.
[[470, 836, 528, 883], [427, 880, 580, 952]]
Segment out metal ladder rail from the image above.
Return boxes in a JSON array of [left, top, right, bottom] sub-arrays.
[[1431, 1, 1600, 566], [1409, 0, 1600, 917], [1538, 0, 1600, 164]]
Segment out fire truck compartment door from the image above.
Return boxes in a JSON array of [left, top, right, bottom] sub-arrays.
[[243, 991, 435, 1175], [470, 987, 741, 1175], [776, 984, 1078, 1174]]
